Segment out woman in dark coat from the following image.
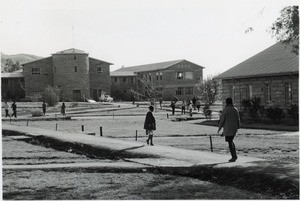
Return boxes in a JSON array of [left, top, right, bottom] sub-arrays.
[[144, 106, 156, 146]]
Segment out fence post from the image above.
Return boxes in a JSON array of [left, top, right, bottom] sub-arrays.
[[100, 126, 103, 136], [209, 135, 213, 152], [167, 113, 169, 118], [135, 130, 138, 141], [56, 123, 58, 131], [82, 125, 84, 132]]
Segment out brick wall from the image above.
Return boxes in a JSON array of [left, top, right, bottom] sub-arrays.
[[221, 74, 299, 111], [52, 54, 90, 101], [89, 58, 111, 100], [23, 57, 53, 98]]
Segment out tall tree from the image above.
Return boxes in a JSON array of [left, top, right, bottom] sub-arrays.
[[196, 77, 220, 106], [270, 6, 299, 55]]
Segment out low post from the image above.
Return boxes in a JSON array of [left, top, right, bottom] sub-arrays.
[[56, 123, 58, 131], [135, 130, 138, 141], [27, 119, 29, 126], [82, 125, 84, 132], [100, 126, 103, 136], [209, 135, 213, 152], [167, 113, 169, 118]]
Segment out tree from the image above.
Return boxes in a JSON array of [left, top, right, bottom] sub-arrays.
[[196, 77, 220, 106], [270, 6, 299, 55], [43, 85, 60, 106]]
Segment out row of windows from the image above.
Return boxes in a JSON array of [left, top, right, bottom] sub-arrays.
[[114, 77, 135, 84], [31, 66, 104, 75], [231, 82, 293, 105], [176, 87, 194, 95]]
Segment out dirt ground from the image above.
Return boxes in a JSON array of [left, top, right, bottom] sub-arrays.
[[2, 136, 274, 200]]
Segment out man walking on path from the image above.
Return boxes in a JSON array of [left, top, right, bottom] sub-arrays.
[[42, 101, 47, 116], [61, 102, 66, 116], [218, 97, 240, 162], [4, 101, 10, 117], [144, 105, 156, 146], [11, 101, 17, 118], [170, 101, 175, 115]]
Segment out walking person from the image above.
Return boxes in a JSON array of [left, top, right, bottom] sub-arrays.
[[4, 101, 10, 117], [192, 97, 197, 110], [159, 98, 163, 109], [144, 106, 156, 146], [42, 101, 47, 116], [11, 101, 17, 118], [187, 99, 191, 111], [181, 100, 186, 114], [218, 97, 240, 162], [61, 102, 66, 116], [196, 99, 201, 112], [170, 100, 175, 115]]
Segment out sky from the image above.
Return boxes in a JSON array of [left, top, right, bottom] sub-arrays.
[[0, 0, 298, 77]]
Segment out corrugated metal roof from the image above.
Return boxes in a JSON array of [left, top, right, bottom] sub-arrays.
[[1, 72, 24, 78], [53, 48, 88, 54], [215, 42, 299, 79], [111, 59, 188, 76]]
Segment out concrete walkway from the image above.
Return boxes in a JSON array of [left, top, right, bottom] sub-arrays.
[[2, 123, 299, 198]]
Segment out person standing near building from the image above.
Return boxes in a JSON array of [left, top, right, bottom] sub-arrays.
[[218, 97, 240, 162], [195, 99, 201, 112], [11, 101, 17, 118], [170, 100, 175, 115], [4, 101, 10, 117], [42, 101, 47, 116], [144, 105, 156, 146], [181, 100, 186, 114], [61, 102, 66, 116], [192, 97, 197, 110]]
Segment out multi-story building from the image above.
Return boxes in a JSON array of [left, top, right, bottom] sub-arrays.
[[1, 48, 112, 101], [110, 59, 204, 100]]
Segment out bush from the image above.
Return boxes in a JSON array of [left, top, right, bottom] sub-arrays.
[[287, 104, 299, 122], [203, 104, 212, 119], [31, 110, 43, 117], [265, 106, 285, 124], [43, 86, 60, 106], [241, 97, 264, 122]]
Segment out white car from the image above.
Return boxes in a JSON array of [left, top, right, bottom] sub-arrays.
[[99, 95, 114, 102]]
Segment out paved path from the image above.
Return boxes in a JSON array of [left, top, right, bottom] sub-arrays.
[[2, 123, 299, 198]]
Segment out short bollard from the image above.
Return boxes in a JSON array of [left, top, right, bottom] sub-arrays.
[[81, 125, 84, 132], [167, 113, 169, 118], [135, 130, 138, 141], [56, 123, 58, 131], [209, 135, 213, 152], [100, 127, 103, 136]]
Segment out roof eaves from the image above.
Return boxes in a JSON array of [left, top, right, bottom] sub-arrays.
[[89, 57, 113, 65], [216, 71, 299, 80], [22, 57, 50, 66]]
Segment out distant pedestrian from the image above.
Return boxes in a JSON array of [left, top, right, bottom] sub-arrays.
[[196, 99, 201, 112], [11, 101, 17, 118], [144, 105, 156, 146], [159, 98, 163, 109], [42, 101, 47, 116], [4, 101, 10, 117], [170, 101, 175, 115], [218, 97, 240, 162], [192, 97, 197, 110], [61, 102, 66, 116], [187, 99, 191, 111], [181, 100, 186, 114]]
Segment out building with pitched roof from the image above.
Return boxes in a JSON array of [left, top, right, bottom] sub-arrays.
[[2, 48, 112, 101], [215, 42, 299, 111], [110, 59, 204, 100]]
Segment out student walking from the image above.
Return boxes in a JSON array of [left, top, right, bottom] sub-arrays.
[[195, 99, 201, 112], [11, 101, 17, 118], [144, 106, 156, 146], [61, 102, 66, 116], [192, 97, 197, 110], [181, 100, 186, 114], [4, 101, 10, 117], [218, 97, 240, 162], [42, 101, 47, 116], [170, 100, 175, 115]]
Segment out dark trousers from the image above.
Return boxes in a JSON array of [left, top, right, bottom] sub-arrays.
[[181, 107, 185, 114], [5, 110, 10, 117], [226, 136, 237, 159], [172, 108, 175, 115], [12, 110, 17, 118]]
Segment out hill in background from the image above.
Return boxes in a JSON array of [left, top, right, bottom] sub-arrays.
[[1, 52, 43, 73]]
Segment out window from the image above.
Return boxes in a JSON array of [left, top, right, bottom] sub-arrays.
[[123, 77, 127, 83], [177, 72, 183, 80], [246, 84, 253, 99], [185, 87, 193, 95], [264, 83, 272, 104], [185, 72, 193, 79], [114, 77, 118, 83], [148, 73, 152, 81], [160, 72, 163, 80], [176, 87, 184, 95], [156, 72, 159, 80], [74, 66, 77, 72], [285, 82, 292, 103], [32, 68, 40, 75], [97, 67, 103, 74], [74, 55, 76, 60]]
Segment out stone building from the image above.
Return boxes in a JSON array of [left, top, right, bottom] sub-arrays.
[[215, 42, 299, 112], [110, 60, 204, 100], [2, 48, 112, 101]]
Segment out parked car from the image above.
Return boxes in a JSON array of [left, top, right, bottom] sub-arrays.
[[99, 95, 114, 102]]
